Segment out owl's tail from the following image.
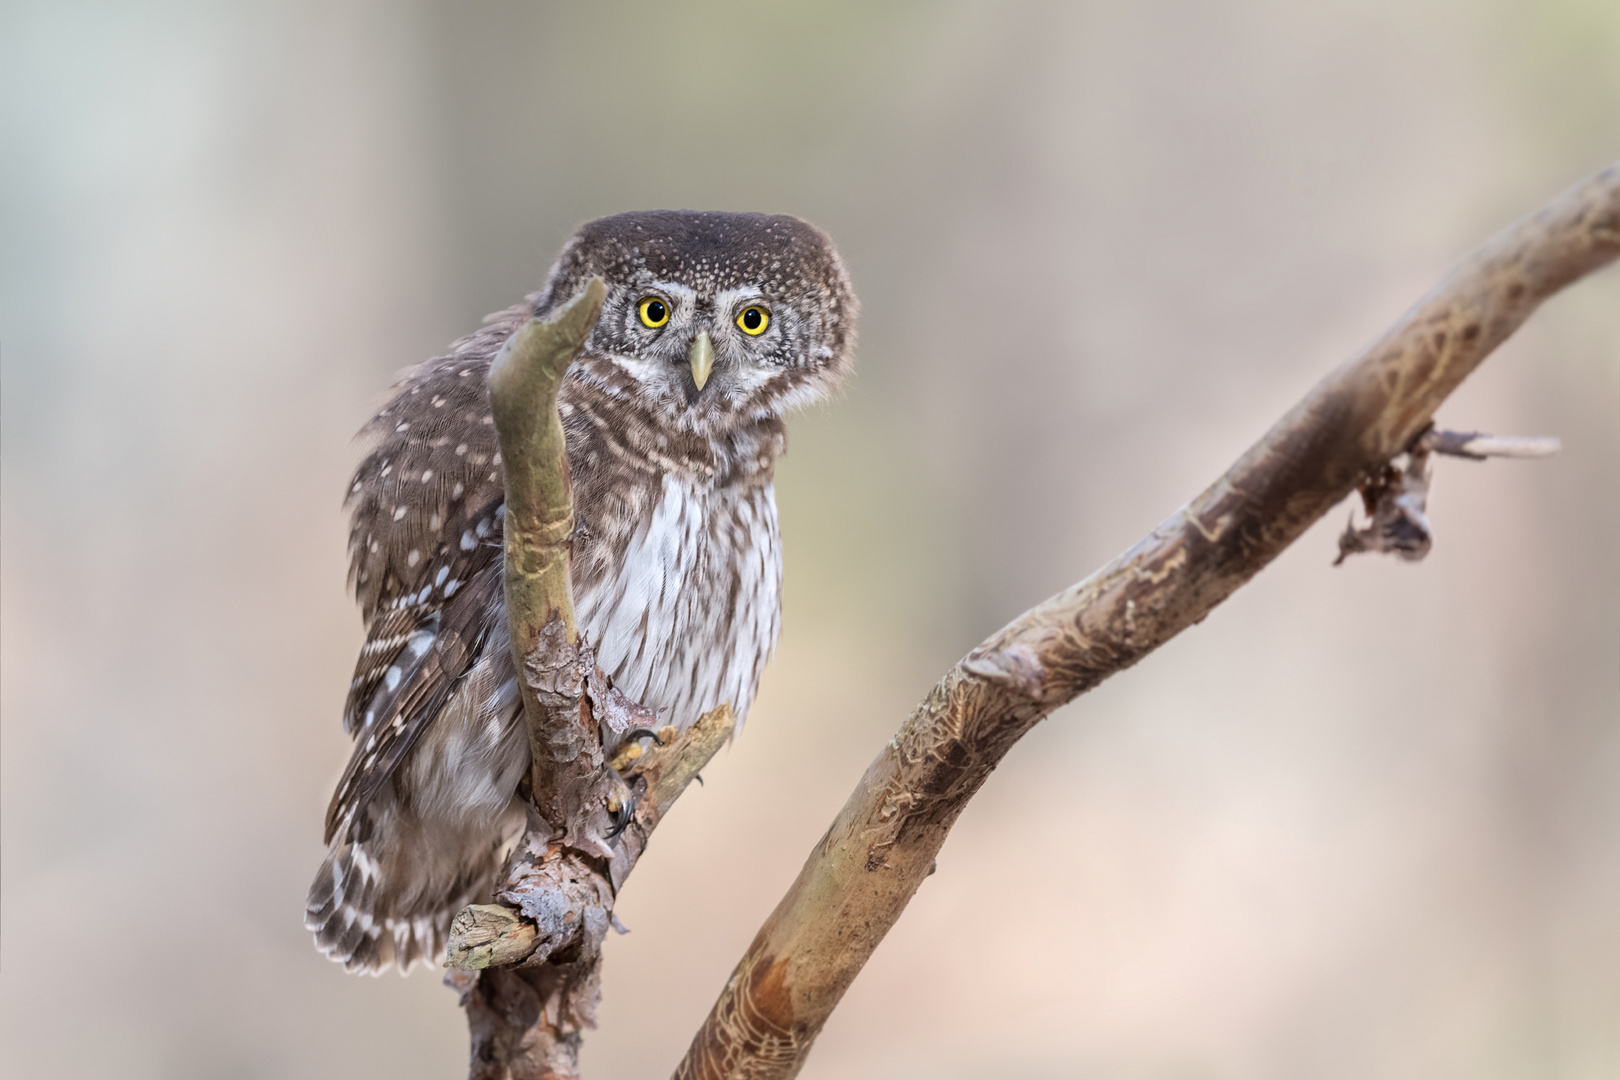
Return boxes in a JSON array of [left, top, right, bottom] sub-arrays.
[[306, 839, 438, 975], [306, 797, 523, 976]]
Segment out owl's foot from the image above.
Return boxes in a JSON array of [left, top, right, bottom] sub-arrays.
[[604, 727, 674, 838], [607, 727, 668, 772]]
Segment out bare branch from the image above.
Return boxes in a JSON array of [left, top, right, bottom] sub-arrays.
[[460, 281, 742, 1077], [448, 904, 542, 971], [456, 281, 735, 1080], [674, 164, 1619, 1078], [486, 277, 610, 844], [456, 280, 618, 1080]]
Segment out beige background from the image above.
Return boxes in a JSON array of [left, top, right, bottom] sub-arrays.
[[3, 2, 1617, 1077]]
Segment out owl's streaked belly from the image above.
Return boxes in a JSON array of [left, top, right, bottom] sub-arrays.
[[574, 473, 782, 731]]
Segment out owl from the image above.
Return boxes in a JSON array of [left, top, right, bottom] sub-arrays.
[[305, 211, 856, 974]]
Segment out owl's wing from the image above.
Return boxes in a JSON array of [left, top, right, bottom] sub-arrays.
[[330, 328, 528, 842], [343, 309, 529, 636], [341, 491, 506, 734], [341, 333, 524, 733], [324, 560, 504, 844], [330, 476, 509, 845]]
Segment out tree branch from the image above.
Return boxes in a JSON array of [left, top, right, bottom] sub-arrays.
[[451, 711, 735, 1080], [673, 164, 1620, 1078], [454, 703, 735, 1080], [447, 707, 736, 972], [486, 278, 607, 846], [459, 280, 740, 1079]]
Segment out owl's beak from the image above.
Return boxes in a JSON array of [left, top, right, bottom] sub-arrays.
[[688, 330, 715, 392]]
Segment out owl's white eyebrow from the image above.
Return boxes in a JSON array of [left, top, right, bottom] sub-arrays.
[[712, 285, 768, 315]]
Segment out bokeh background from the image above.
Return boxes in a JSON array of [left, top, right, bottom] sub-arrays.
[[3, 2, 1617, 1077]]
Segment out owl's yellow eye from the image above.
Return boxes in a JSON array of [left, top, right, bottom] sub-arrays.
[[736, 306, 770, 336], [638, 297, 670, 328]]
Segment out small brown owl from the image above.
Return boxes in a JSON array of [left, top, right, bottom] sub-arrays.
[[306, 211, 856, 974]]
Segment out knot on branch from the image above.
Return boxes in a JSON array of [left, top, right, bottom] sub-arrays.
[[961, 642, 1051, 706]]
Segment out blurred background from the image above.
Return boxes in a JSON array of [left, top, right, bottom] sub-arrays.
[[3, 1, 1617, 1077]]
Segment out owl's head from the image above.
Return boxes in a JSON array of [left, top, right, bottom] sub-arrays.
[[532, 210, 856, 433]]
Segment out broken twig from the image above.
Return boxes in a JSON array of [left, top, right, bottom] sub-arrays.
[[1425, 428, 1563, 460]]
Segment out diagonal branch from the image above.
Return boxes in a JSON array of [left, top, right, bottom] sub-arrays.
[[673, 164, 1620, 1078]]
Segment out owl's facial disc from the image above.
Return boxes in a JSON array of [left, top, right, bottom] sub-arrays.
[[620, 282, 773, 407]]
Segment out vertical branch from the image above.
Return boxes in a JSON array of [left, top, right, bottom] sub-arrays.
[[465, 962, 603, 1080], [486, 278, 606, 832], [461, 278, 742, 1078], [465, 279, 606, 1080], [456, 706, 738, 1080]]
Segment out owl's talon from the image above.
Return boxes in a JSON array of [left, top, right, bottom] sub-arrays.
[[606, 785, 639, 839], [625, 727, 665, 748]]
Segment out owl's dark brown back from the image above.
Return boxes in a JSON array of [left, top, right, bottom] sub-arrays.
[[307, 211, 856, 974]]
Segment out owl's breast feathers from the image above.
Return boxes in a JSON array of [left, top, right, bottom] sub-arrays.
[[328, 311, 786, 843]]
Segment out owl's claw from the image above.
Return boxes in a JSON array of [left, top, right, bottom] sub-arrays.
[[605, 781, 640, 840], [606, 729, 672, 836]]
